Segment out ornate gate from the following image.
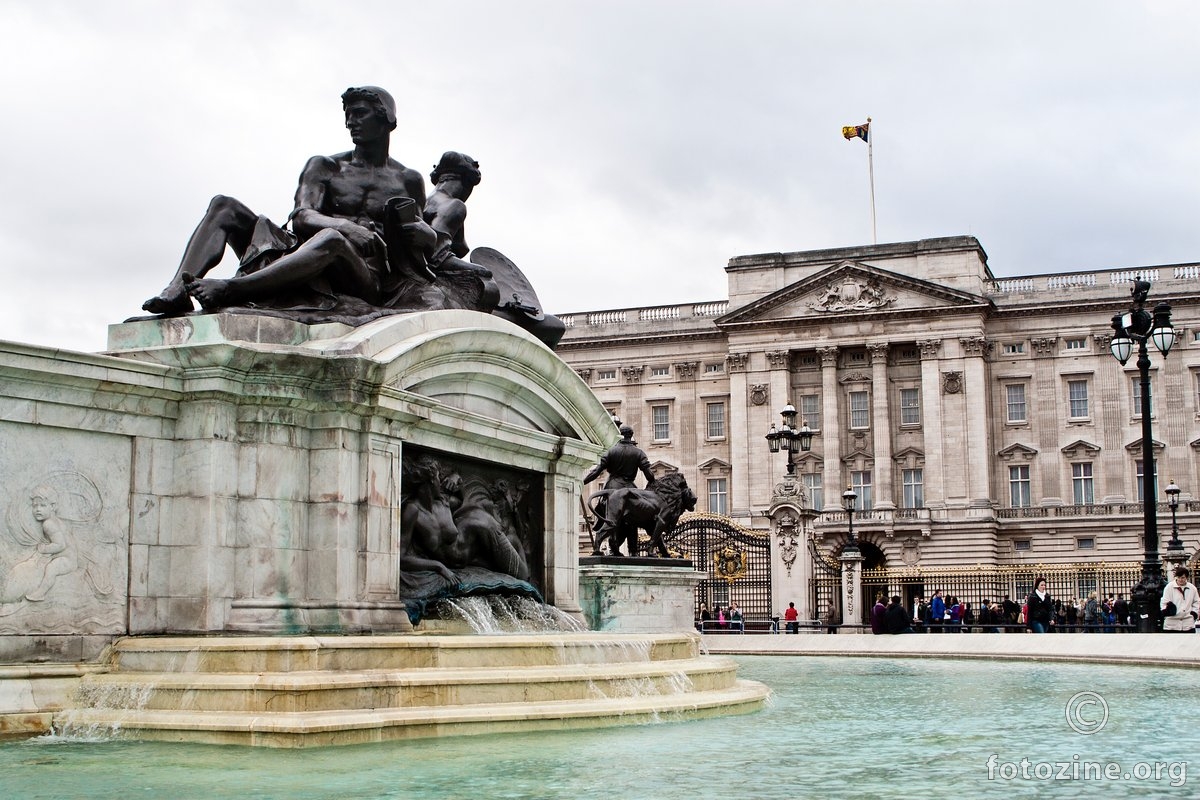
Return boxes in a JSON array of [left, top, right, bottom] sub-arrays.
[[663, 513, 772, 620], [809, 537, 843, 625]]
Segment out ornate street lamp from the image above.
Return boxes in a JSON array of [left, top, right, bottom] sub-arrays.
[[1164, 480, 1187, 570], [1110, 277, 1175, 631], [765, 403, 819, 475], [842, 486, 860, 555]]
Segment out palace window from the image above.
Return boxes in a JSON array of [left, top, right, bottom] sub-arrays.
[[1003, 342, 1025, 355], [800, 394, 821, 430], [1067, 379, 1090, 419], [706, 402, 726, 439], [707, 478, 728, 516], [597, 369, 617, 381], [850, 470, 873, 511], [704, 363, 724, 374], [1131, 376, 1155, 418], [1077, 537, 1096, 550], [901, 469, 924, 509], [1009, 465, 1032, 508], [899, 388, 920, 426], [1136, 459, 1158, 503], [1065, 337, 1087, 350], [650, 365, 671, 378], [802, 472, 823, 512], [1071, 462, 1095, 505], [652, 405, 670, 441], [1006, 384, 1027, 423], [1014, 539, 1032, 552], [849, 391, 870, 429]]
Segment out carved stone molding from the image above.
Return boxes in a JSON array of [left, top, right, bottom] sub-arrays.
[[673, 361, 699, 380], [749, 384, 769, 406], [726, 352, 750, 373], [810, 276, 895, 312], [817, 346, 839, 368], [917, 339, 942, 360], [766, 350, 791, 370], [960, 336, 991, 357], [622, 365, 645, 384], [575, 368, 593, 383], [942, 371, 963, 394], [1094, 332, 1113, 352], [866, 342, 890, 362], [1030, 337, 1058, 357], [774, 510, 800, 577]]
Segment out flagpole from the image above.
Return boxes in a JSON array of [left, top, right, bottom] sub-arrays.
[[867, 116, 876, 244]]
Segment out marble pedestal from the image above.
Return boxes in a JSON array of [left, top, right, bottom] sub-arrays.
[[578, 558, 704, 633], [0, 311, 614, 661]]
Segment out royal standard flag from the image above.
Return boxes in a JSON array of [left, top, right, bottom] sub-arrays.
[[842, 123, 869, 143]]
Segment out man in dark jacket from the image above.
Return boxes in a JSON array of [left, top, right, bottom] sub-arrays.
[[885, 595, 912, 634]]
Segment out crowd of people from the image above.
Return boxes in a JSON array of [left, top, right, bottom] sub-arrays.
[[877, 568, 1200, 634], [697, 568, 1200, 635]]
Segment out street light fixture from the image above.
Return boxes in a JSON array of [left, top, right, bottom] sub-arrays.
[[842, 486, 859, 555], [1165, 480, 1186, 568], [765, 403, 819, 475], [1109, 277, 1175, 631]]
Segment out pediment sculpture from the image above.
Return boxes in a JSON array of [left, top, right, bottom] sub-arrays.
[[809, 275, 895, 313]]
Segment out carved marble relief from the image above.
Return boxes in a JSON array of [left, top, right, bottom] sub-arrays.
[[398, 446, 544, 618], [0, 469, 125, 632], [810, 276, 895, 312]]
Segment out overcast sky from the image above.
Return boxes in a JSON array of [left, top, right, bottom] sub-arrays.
[[1, 1, 1197, 353]]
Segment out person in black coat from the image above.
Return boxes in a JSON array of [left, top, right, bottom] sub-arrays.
[[1025, 576, 1055, 633], [885, 595, 913, 634]]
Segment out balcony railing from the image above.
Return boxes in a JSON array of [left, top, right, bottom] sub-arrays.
[[560, 301, 729, 329], [986, 264, 1200, 296], [812, 501, 1200, 525]]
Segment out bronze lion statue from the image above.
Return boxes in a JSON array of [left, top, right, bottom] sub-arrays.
[[587, 472, 697, 558]]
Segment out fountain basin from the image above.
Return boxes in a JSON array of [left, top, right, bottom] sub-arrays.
[[53, 633, 769, 747]]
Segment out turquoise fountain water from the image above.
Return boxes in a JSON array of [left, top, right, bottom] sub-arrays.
[[3, 656, 1197, 798]]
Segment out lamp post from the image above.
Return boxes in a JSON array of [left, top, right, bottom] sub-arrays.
[[1164, 480, 1186, 571], [765, 403, 818, 475], [842, 486, 860, 555], [1109, 277, 1175, 631]]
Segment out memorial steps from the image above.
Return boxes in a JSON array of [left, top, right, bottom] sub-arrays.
[[55, 633, 769, 748]]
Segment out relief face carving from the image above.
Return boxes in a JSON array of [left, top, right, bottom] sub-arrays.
[[0, 470, 124, 630]]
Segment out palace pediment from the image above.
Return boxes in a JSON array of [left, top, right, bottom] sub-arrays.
[[716, 261, 990, 327]]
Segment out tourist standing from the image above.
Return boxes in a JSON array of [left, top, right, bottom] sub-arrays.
[[930, 590, 946, 633], [697, 602, 712, 633], [1002, 594, 1020, 631], [1026, 577, 1054, 633], [1113, 594, 1130, 630], [729, 602, 744, 632], [1161, 566, 1200, 633], [784, 601, 800, 634], [871, 594, 887, 635], [885, 596, 912, 634], [915, 595, 929, 633], [1082, 591, 1101, 633]]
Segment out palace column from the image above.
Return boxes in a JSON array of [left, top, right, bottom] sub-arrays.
[[960, 336, 993, 506], [725, 352, 751, 518], [917, 339, 944, 509], [817, 346, 841, 501], [868, 341, 894, 509]]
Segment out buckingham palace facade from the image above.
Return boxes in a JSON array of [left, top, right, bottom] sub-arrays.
[[556, 236, 1200, 621]]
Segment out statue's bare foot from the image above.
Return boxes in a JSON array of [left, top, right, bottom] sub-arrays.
[[142, 283, 194, 315], [186, 277, 236, 310]]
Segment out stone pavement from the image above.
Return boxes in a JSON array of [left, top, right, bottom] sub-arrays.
[[702, 632, 1200, 667]]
